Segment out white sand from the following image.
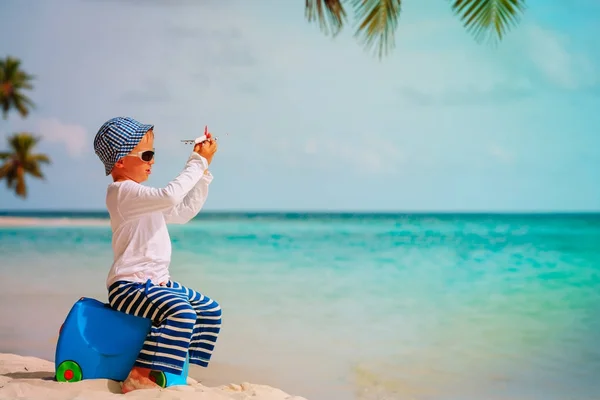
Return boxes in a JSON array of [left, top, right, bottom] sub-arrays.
[[0, 353, 307, 400], [0, 217, 108, 227]]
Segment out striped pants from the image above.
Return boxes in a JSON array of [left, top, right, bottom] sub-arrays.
[[108, 279, 222, 375]]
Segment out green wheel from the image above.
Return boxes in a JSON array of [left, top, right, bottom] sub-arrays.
[[149, 370, 166, 388], [56, 360, 82, 383]]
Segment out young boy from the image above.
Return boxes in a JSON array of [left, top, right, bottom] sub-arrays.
[[93, 116, 221, 393]]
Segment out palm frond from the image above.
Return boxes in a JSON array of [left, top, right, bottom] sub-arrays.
[[305, 0, 347, 37], [12, 94, 35, 118], [352, 0, 402, 58], [8, 133, 40, 160], [23, 160, 45, 179], [28, 154, 51, 164], [3, 56, 34, 81], [24, 152, 51, 180], [3, 164, 17, 189], [450, 0, 526, 44], [1, 101, 10, 119], [0, 163, 12, 181], [0, 56, 35, 119], [1, 133, 50, 198]]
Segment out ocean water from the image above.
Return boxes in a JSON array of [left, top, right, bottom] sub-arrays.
[[1, 212, 599, 400]]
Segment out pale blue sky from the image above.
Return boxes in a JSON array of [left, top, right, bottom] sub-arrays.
[[1, 0, 599, 211]]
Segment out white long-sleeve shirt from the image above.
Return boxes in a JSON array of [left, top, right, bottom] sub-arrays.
[[105, 152, 212, 288]]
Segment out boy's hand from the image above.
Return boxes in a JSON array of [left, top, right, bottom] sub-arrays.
[[194, 138, 218, 165]]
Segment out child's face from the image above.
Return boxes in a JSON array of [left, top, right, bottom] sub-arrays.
[[111, 130, 155, 183]]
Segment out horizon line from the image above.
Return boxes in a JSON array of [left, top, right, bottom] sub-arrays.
[[1, 209, 600, 215]]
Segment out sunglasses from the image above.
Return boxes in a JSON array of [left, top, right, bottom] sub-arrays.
[[125, 149, 155, 162]]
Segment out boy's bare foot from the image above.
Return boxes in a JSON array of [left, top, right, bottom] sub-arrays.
[[121, 367, 160, 394]]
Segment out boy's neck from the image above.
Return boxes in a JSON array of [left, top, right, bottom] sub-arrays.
[[112, 173, 132, 183]]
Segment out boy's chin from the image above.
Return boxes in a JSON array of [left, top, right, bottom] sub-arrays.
[[132, 174, 149, 184]]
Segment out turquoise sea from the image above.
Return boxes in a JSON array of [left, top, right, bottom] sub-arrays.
[[0, 211, 599, 400]]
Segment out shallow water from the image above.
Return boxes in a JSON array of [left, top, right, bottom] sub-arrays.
[[1, 213, 599, 400]]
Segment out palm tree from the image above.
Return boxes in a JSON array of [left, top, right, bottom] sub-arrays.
[[305, 0, 527, 57], [0, 133, 50, 199], [0, 56, 35, 119]]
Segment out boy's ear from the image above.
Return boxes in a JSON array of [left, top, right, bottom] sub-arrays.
[[114, 159, 125, 169]]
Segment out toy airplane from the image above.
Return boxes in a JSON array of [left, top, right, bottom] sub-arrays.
[[181, 125, 217, 145]]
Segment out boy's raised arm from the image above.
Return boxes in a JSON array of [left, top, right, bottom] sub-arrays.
[[117, 153, 209, 218], [161, 138, 218, 223], [163, 168, 212, 224]]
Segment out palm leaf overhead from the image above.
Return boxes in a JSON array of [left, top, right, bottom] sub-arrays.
[[305, 0, 347, 36], [0, 133, 51, 199], [0, 56, 35, 119], [353, 0, 402, 58], [305, 0, 526, 57], [451, 0, 526, 44]]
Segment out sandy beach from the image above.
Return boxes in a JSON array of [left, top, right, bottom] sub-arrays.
[[0, 353, 307, 400], [0, 217, 108, 227]]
